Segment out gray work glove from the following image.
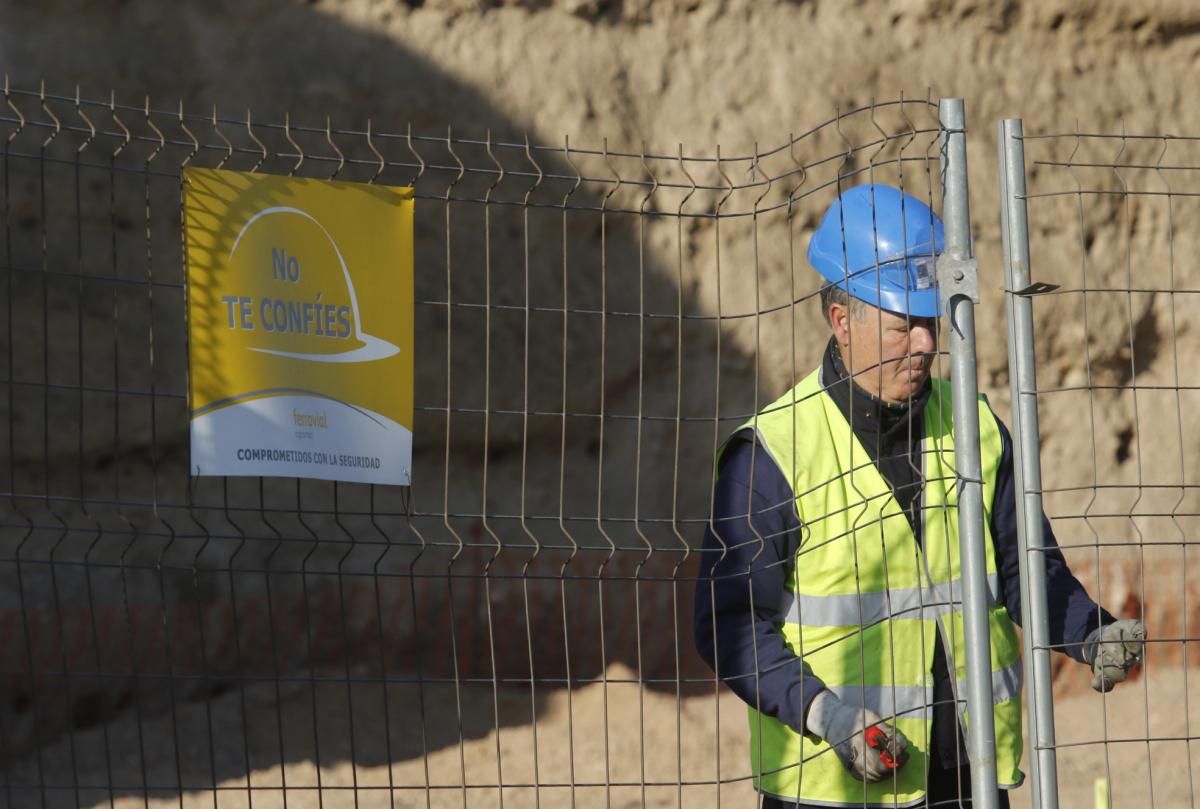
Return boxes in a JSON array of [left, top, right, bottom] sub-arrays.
[[806, 690, 910, 782], [1084, 619, 1146, 693]]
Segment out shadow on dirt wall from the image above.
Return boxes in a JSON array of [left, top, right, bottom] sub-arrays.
[[0, 1, 773, 804]]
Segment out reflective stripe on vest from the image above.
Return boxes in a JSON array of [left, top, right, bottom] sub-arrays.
[[735, 368, 1024, 807], [779, 572, 1002, 627]]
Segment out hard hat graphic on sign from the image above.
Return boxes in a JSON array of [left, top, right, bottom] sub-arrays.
[[230, 206, 401, 364], [185, 167, 414, 486]]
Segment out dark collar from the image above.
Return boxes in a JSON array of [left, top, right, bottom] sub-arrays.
[[820, 337, 931, 445]]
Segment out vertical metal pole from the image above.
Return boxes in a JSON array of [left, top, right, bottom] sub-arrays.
[[998, 119, 1042, 809], [938, 97, 1000, 809], [998, 117, 1060, 809]]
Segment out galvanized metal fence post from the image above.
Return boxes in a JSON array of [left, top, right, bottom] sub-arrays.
[[998, 117, 1060, 809], [938, 97, 1001, 809]]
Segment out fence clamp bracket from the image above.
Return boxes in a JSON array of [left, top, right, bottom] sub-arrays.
[[936, 254, 979, 305]]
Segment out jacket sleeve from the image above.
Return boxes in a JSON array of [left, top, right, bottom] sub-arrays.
[[991, 416, 1116, 663], [693, 431, 826, 735]]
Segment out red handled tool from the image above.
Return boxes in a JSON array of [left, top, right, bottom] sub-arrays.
[[864, 725, 900, 769]]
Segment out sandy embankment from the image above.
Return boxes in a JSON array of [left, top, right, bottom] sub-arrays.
[[7, 659, 1198, 809]]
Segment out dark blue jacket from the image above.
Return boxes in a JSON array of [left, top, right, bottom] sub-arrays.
[[693, 344, 1114, 767]]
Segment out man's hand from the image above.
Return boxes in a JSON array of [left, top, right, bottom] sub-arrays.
[[1085, 619, 1147, 693], [806, 690, 910, 782]]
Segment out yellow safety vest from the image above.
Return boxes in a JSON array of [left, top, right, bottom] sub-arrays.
[[732, 368, 1023, 807]]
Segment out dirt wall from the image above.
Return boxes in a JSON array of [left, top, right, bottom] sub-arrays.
[[1, 0, 1197, 792]]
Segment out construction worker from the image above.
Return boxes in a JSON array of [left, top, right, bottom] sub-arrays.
[[693, 183, 1146, 808]]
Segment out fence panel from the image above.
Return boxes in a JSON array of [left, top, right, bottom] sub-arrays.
[[1004, 120, 1200, 809], [0, 82, 970, 808]]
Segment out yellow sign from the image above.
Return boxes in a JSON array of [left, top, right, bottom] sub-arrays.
[[184, 168, 414, 484]]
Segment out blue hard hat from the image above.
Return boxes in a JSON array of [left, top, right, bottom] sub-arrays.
[[807, 184, 944, 318]]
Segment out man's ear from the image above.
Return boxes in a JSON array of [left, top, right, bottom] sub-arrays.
[[828, 302, 851, 346]]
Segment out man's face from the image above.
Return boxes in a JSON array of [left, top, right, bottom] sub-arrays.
[[828, 300, 939, 404]]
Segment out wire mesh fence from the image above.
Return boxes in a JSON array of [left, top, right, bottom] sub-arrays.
[[1003, 121, 1200, 808], [0, 82, 967, 808]]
